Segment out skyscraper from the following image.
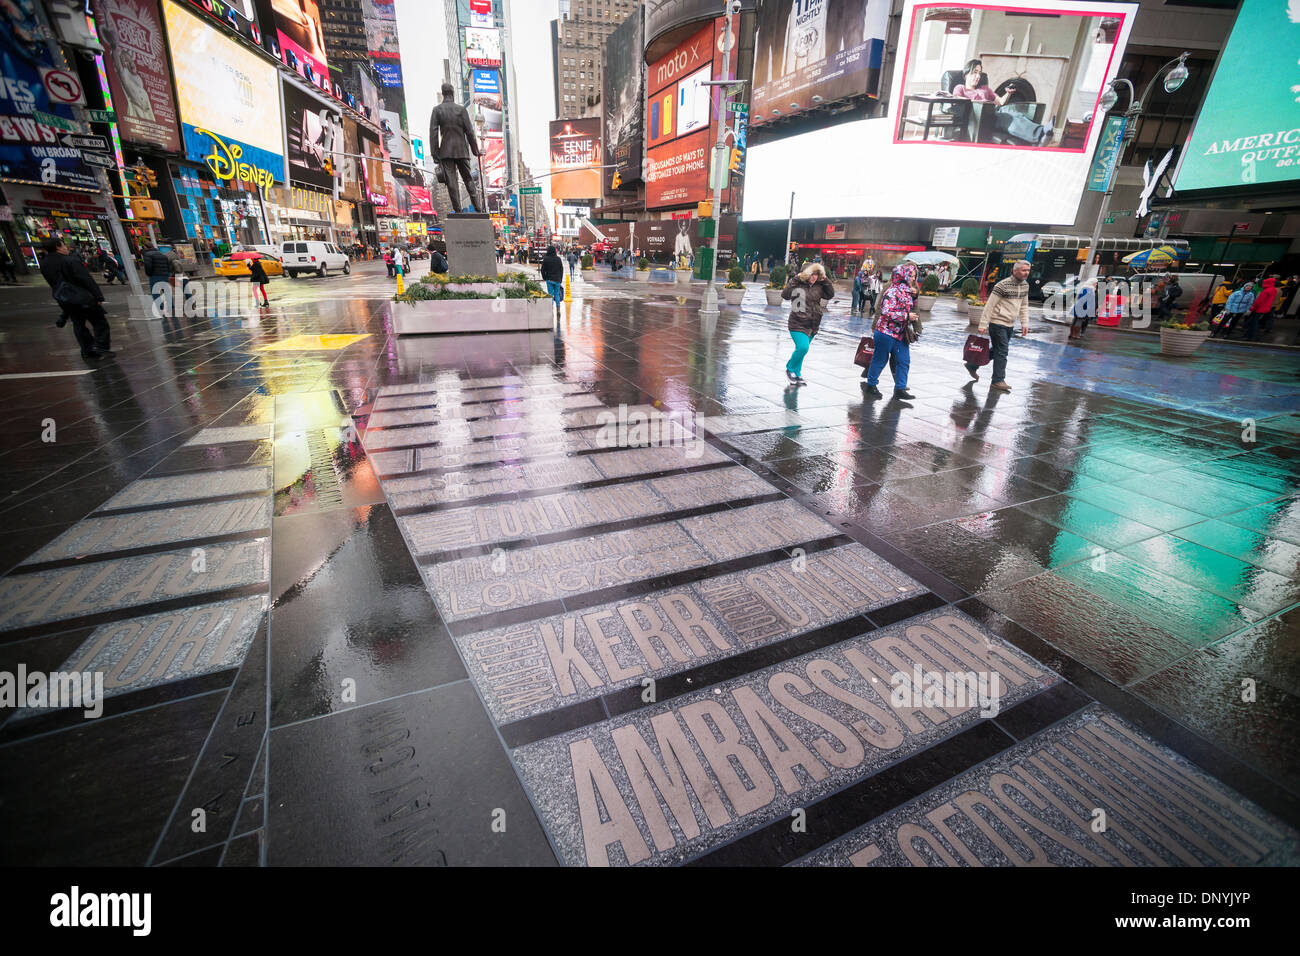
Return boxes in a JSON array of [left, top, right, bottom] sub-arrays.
[[553, 0, 643, 121]]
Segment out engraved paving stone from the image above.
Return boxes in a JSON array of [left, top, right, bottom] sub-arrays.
[[186, 424, 273, 446], [679, 499, 838, 562], [796, 706, 1300, 867], [455, 544, 924, 724], [0, 538, 270, 632], [10, 596, 267, 719], [511, 607, 1054, 866], [386, 457, 605, 509], [100, 468, 271, 510], [24, 498, 272, 563]]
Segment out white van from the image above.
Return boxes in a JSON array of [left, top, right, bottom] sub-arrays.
[[280, 240, 351, 278]]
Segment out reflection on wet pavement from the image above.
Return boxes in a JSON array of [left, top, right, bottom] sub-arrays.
[[1, 267, 1298, 866]]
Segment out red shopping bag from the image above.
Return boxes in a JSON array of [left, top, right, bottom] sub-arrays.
[[854, 334, 875, 367], [963, 333, 991, 366]]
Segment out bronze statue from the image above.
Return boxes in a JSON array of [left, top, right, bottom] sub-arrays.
[[429, 83, 483, 214]]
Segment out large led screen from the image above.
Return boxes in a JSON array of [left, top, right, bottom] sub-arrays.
[[743, 0, 1136, 224], [269, 0, 330, 86], [1174, 0, 1299, 193], [751, 0, 890, 126], [550, 118, 602, 200]]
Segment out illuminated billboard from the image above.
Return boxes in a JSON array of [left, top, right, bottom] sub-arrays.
[[284, 81, 342, 191], [549, 118, 602, 201], [268, 0, 330, 86], [743, 0, 1137, 224], [1175, 0, 1299, 193], [91, 0, 182, 153], [465, 27, 502, 68], [164, 1, 285, 187], [603, 10, 644, 191], [751, 0, 890, 126]]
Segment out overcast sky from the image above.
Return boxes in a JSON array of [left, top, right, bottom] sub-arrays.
[[397, 0, 560, 211]]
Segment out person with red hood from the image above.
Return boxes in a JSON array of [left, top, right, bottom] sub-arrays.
[[1246, 276, 1279, 341]]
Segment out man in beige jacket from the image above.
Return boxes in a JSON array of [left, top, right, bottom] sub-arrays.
[[968, 259, 1031, 390]]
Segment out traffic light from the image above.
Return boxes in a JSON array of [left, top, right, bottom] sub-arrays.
[[611, 170, 622, 189], [729, 148, 742, 173], [323, 158, 335, 177]]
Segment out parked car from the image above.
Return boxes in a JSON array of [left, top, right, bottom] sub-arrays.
[[280, 240, 351, 278], [214, 250, 284, 279]]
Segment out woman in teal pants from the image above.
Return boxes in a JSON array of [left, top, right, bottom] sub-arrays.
[[781, 263, 836, 385]]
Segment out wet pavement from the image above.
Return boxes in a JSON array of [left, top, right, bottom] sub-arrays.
[[1, 260, 1298, 866]]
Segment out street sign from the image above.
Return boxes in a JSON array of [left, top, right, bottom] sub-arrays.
[[41, 68, 84, 106], [77, 151, 118, 169], [520, 186, 542, 195], [33, 111, 77, 132], [86, 109, 116, 124], [728, 102, 748, 112], [60, 134, 109, 151]]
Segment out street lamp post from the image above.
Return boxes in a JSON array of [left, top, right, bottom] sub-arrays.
[[1082, 53, 1190, 282], [699, 0, 742, 321]]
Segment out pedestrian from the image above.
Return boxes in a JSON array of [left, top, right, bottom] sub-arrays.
[[0, 243, 15, 283], [1068, 277, 1096, 340], [39, 236, 112, 360], [96, 247, 122, 284], [383, 248, 395, 277], [865, 270, 882, 316], [541, 244, 565, 313], [1246, 276, 1279, 340], [140, 240, 175, 315], [751, 255, 761, 282], [566, 248, 578, 274], [1155, 275, 1182, 321], [781, 262, 835, 386], [247, 255, 270, 306], [1207, 280, 1231, 320], [1214, 281, 1255, 338], [430, 247, 449, 274], [862, 264, 918, 399], [850, 266, 864, 316], [966, 259, 1030, 390]]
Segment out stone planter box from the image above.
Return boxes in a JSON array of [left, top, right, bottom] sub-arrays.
[[1159, 327, 1210, 356], [580, 269, 598, 281], [392, 297, 554, 335], [916, 295, 937, 312], [956, 298, 969, 314], [676, 270, 693, 284], [765, 288, 784, 306], [723, 287, 745, 306]]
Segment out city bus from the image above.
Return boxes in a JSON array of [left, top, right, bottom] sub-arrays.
[[997, 234, 1192, 300]]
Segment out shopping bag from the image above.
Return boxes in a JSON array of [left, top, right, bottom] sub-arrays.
[[854, 334, 875, 367], [963, 333, 991, 366]]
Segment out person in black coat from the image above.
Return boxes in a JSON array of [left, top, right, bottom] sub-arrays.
[[140, 240, 175, 314], [540, 245, 565, 311], [39, 237, 112, 359], [247, 256, 270, 305]]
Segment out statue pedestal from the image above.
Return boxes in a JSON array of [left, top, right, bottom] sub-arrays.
[[443, 214, 497, 277]]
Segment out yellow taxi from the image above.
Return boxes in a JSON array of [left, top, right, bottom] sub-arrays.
[[214, 250, 285, 279]]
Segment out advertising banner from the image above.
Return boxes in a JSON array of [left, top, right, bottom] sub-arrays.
[[408, 185, 433, 214], [645, 128, 711, 207], [91, 0, 181, 153], [165, 0, 284, 164], [751, 0, 890, 126], [340, 118, 362, 201], [465, 28, 503, 68], [379, 109, 409, 163], [1175, 0, 1300, 193], [181, 0, 262, 46], [1088, 115, 1126, 192], [0, 0, 97, 189], [284, 81, 342, 191], [359, 127, 387, 204], [483, 135, 507, 190], [373, 62, 403, 87], [469, 0, 493, 28], [471, 70, 504, 135], [744, 0, 1137, 224], [603, 10, 644, 191], [549, 118, 602, 200], [269, 0, 330, 86], [644, 17, 737, 208], [365, 11, 400, 59]]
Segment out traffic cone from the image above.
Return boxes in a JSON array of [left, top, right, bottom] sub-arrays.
[[564, 274, 572, 302], [396, 270, 405, 295]]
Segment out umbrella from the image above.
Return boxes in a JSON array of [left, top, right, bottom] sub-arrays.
[[902, 251, 959, 266], [1121, 245, 1185, 268]]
